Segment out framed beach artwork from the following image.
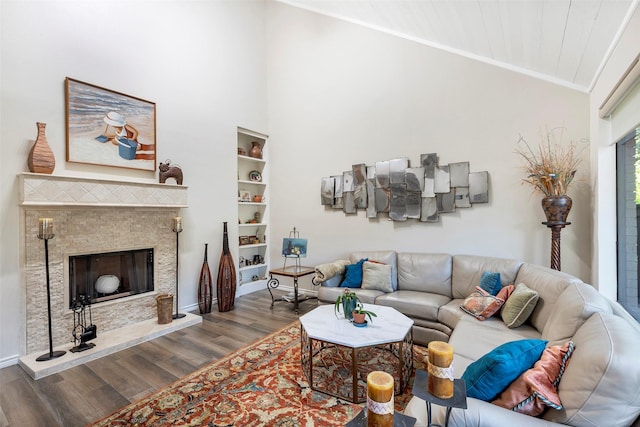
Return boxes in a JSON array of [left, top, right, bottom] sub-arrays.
[[65, 77, 156, 171]]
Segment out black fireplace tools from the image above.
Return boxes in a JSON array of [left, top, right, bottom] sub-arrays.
[[71, 295, 97, 353]]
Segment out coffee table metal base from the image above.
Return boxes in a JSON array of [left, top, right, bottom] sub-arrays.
[[301, 325, 413, 403]]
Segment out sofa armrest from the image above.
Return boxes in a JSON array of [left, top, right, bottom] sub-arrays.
[[314, 274, 342, 287], [404, 396, 562, 427]]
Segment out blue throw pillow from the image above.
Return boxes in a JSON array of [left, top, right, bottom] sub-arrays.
[[479, 271, 501, 296], [461, 339, 548, 401], [340, 258, 368, 288]]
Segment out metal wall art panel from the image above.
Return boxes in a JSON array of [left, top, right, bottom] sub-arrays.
[[352, 163, 367, 209], [321, 152, 488, 223], [406, 191, 422, 218], [421, 153, 438, 198], [469, 171, 489, 203], [375, 161, 390, 189], [420, 197, 439, 222], [321, 177, 335, 205], [455, 187, 471, 208], [434, 165, 451, 193], [450, 162, 470, 187], [366, 166, 377, 218], [389, 183, 407, 221], [406, 167, 424, 192], [333, 175, 344, 209]]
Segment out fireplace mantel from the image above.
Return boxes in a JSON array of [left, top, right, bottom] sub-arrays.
[[19, 173, 188, 208]]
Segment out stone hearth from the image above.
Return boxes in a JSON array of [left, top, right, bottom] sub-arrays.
[[18, 173, 198, 378]]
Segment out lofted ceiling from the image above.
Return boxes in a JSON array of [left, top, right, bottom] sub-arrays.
[[277, 0, 639, 93]]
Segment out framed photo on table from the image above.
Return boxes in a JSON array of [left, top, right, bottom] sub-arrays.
[[65, 77, 156, 171]]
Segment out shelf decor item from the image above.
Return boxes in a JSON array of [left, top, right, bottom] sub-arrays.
[[198, 244, 213, 314], [28, 122, 56, 174], [248, 141, 263, 159], [217, 222, 236, 312], [36, 218, 66, 362], [172, 217, 186, 319], [515, 127, 583, 270]]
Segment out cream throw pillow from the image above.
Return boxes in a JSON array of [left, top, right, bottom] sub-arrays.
[[361, 261, 393, 293]]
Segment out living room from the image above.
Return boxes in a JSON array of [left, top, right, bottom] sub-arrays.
[[1, 0, 639, 425]]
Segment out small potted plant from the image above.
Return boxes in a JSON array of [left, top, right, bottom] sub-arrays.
[[352, 302, 377, 326], [335, 288, 360, 320]]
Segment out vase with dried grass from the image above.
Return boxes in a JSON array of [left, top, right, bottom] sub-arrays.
[[515, 127, 585, 270]]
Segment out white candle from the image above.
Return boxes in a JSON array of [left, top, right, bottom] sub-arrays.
[[173, 217, 183, 232], [38, 218, 54, 239]]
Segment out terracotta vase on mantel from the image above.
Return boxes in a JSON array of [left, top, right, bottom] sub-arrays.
[[27, 122, 55, 174]]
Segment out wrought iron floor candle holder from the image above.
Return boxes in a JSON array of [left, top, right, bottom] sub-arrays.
[[36, 218, 66, 362], [173, 217, 186, 319]]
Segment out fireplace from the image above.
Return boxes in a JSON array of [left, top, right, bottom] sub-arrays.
[[20, 173, 189, 355], [69, 248, 154, 307]]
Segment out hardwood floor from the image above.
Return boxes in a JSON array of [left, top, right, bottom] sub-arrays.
[[0, 289, 317, 427]]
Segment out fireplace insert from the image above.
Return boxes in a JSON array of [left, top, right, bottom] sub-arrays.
[[69, 248, 154, 307]]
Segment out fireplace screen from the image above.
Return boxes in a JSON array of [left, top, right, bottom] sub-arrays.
[[69, 248, 154, 307]]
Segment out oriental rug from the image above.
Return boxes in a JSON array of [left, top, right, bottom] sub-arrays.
[[89, 322, 428, 427]]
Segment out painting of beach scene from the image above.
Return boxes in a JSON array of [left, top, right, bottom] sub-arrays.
[[65, 77, 156, 171]]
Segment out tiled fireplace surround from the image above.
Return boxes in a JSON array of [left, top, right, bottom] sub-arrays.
[[19, 173, 192, 364]]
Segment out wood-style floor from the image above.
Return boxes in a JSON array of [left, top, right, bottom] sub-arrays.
[[0, 289, 317, 427]]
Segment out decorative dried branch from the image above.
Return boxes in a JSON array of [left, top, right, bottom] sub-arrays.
[[515, 127, 584, 197]]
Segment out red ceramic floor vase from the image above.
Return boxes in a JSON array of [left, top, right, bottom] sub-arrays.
[[198, 244, 213, 314], [217, 222, 236, 312]]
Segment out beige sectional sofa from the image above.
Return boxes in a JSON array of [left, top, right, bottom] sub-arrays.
[[314, 251, 640, 427]]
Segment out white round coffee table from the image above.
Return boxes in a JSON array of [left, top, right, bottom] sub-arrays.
[[299, 303, 414, 403]]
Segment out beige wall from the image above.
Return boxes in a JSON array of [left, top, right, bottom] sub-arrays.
[[265, 2, 591, 296], [0, 1, 268, 364], [590, 6, 640, 300]]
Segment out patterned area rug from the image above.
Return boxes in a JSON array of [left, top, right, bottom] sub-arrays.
[[89, 322, 428, 426]]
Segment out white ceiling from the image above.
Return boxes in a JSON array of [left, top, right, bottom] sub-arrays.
[[277, 0, 639, 93]]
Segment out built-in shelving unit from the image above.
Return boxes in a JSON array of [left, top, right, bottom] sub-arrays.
[[237, 127, 268, 291]]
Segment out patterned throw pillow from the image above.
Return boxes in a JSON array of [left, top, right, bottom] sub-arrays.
[[361, 261, 393, 293], [460, 287, 505, 320], [340, 258, 368, 288], [501, 282, 539, 328], [461, 284, 515, 320], [462, 339, 548, 401], [493, 341, 575, 416], [479, 271, 502, 295]]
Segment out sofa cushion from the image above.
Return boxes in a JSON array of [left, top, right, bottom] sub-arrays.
[[397, 253, 452, 297], [493, 340, 575, 416], [350, 251, 398, 290], [462, 339, 548, 401], [375, 290, 450, 321], [438, 299, 467, 330], [449, 317, 542, 363], [451, 255, 523, 299], [340, 258, 367, 288], [361, 261, 393, 293], [479, 271, 502, 295], [543, 312, 640, 427], [514, 263, 582, 333], [541, 282, 612, 346], [501, 283, 539, 328]]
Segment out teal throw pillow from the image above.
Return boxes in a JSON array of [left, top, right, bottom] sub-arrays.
[[479, 271, 501, 296], [340, 258, 368, 288], [461, 339, 548, 401]]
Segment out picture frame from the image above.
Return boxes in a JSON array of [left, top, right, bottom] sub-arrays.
[[65, 77, 156, 171], [282, 238, 307, 258], [239, 190, 251, 202]]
